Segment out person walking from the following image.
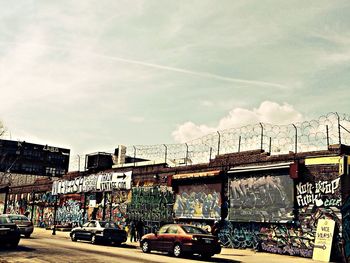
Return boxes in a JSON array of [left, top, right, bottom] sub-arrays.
[[130, 220, 136, 242]]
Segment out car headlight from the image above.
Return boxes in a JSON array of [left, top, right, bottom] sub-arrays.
[[191, 237, 198, 241]]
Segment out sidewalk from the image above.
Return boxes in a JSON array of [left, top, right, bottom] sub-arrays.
[[34, 228, 325, 263]]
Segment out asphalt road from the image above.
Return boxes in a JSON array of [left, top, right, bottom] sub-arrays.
[[0, 230, 237, 263]]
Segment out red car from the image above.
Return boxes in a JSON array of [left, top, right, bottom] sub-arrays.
[[140, 224, 221, 258]]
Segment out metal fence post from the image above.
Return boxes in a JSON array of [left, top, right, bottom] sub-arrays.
[[292, 124, 297, 153], [336, 112, 341, 145], [163, 144, 167, 164], [217, 131, 221, 156], [238, 136, 241, 152], [326, 125, 329, 149], [133, 146, 136, 167], [185, 143, 189, 165], [259, 123, 264, 151]]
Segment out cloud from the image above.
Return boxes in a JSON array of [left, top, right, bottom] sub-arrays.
[[172, 101, 303, 143]]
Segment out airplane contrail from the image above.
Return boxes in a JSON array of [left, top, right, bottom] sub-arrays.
[[95, 53, 289, 90], [0, 41, 288, 89]]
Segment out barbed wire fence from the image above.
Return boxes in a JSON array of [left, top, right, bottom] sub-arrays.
[[69, 113, 350, 171], [123, 112, 350, 166]]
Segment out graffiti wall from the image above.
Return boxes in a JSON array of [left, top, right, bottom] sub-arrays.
[[342, 197, 350, 262], [128, 186, 174, 223], [57, 195, 86, 227], [174, 183, 221, 219], [105, 191, 130, 228], [31, 192, 57, 227], [6, 193, 30, 215], [228, 172, 293, 222], [0, 193, 5, 214], [295, 163, 343, 261]]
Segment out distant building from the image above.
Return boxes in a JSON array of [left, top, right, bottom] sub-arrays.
[[0, 139, 70, 177]]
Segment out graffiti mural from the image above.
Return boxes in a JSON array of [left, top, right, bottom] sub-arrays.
[[105, 191, 129, 228], [229, 173, 293, 222], [57, 198, 86, 226], [6, 194, 29, 215], [128, 186, 174, 223], [296, 178, 341, 207], [174, 184, 221, 219], [342, 196, 350, 262], [0, 193, 5, 214]]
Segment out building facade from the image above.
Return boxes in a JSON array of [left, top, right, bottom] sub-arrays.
[[3, 145, 350, 262]]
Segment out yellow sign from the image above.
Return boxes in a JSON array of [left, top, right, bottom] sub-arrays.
[[312, 219, 335, 262]]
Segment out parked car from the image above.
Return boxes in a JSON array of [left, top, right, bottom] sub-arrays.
[[70, 220, 127, 245], [140, 224, 221, 258], [0, 214, 34, 238], [0, 216, 21, 248]]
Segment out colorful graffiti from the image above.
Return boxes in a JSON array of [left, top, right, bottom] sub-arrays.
[[342, 196, 350, 262], [0, 193, 5, 214], [229, 173, 293, 222], [174, 184, 220, 219], [296, 178, 341, 207], [128, 186, 174, 222], [295, 169, 343, 261], [57, 199, 86, 226]]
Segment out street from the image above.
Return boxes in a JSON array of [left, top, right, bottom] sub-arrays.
[[0, 228, 323, 263], [0, 230, 234, 263]]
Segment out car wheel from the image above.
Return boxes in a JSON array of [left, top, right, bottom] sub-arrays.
[[25, 233, 31, 238], [71, 232, 77, 242], [173, 244, 182, 257], [91, 235, 97, 244], [141, 240, 150, 253]]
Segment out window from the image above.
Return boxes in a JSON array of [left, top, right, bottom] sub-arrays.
[[159, 225, 170, 234], [166, 225, 178, 234], [88, 222, 96, 228], [182, 226, 207, 234]]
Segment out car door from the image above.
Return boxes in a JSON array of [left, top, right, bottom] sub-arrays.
[[163, 225, 178, 251], [86, 221, 97, 240], [151, 225, 169, 251], [74, 222, 89, 240]]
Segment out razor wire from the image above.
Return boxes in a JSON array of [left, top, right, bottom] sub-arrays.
[[125, 112, 350, 166]]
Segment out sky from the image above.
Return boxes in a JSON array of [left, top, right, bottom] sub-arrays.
[[1, 1, 350, 170]]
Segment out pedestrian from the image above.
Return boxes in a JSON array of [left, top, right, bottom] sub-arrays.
[[130, 220, 136, 242], [136, 220, 144, 241]]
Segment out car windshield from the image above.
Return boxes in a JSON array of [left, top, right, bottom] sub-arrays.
[[182, 225, 208, 234], [99, 221, 119, 229], [8, 215, 29, 222]]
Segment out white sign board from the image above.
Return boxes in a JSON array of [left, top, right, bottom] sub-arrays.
[[52, 171, 132, 195]]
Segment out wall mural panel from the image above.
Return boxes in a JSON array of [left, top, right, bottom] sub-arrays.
[[174, 183, 221, 219], [0, 193, 5, 214], [229, 172, 294, 222], [57, 196, 86, 227], [128, 186, 174, 223]]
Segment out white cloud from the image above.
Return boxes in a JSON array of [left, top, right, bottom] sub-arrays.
[[172, 101, 303, 143]]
